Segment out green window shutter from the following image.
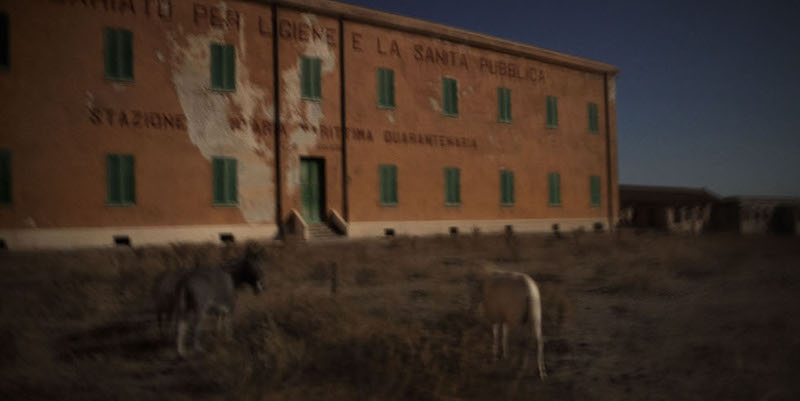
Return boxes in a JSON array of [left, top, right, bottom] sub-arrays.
[[212, 158, 224, 204], [445, 167, 460, 204], [377, 68, 395, 108], [210, 44, 235, 91], [590, 175, 601, 206], [301, 56, 322, 100], [379, 164, 398, 205], [443, 78, 458, 116], [498, 88, 511, 122], [104, 28, 133, 81], [548, 172, 561, 206], [588, 102, 599, 133], [107, 155, 120, 204], [107, 154, 134, 205], [501, 170, 514, 205], [213, 157, 237, 205], [1, 12, 10, 68], [119, 30, 133, 80], [224, 44, 236, 91], [547, 96, 559, 128], [226, 158, 237, 203], [0, 150, 10, 204]]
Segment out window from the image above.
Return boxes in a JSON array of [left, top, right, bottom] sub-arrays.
[[0, 150, 10, 204], [588, 102, 599, 133], [104, 28, 133, 81], [590, 175, 601, 206], [379, 164, 398, 205], [444, 167, 460, 205], [547, 172, 561, 206], [213, 157, 237, 205], [500, 170, 514, 205], [107, 154, 135, 205], [1, 12, 8, 69], [546, 96, 558, 129], [210, 43, 236, 91], [498, 87, 511, 123], [377, 68, 395, 109], [442, 77, 458, 116], [300, 56, 321, 100]]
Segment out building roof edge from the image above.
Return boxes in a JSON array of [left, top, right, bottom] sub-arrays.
[[252, 0, 620, 75]]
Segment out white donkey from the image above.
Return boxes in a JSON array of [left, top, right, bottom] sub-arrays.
[[477, 268, 546, 379], [173, 251, 265, 356]]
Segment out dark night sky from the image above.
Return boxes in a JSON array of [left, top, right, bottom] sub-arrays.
[[341, 0, 800, 197]]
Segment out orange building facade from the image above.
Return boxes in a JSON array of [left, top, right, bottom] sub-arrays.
[[0, 0, 619, 249]]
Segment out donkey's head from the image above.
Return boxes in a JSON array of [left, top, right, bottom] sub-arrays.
[[232, 248, 266, 294]]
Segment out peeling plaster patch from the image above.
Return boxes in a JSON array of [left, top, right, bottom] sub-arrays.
[[387, 112, 395, 124], [281, 13, 337, 193], [429, 97, 441, 112], [156, 51, 165, 63], [25, 217, 37, 228], [168, 28, 275, 224]]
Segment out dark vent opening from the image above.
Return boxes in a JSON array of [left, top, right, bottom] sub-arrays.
[[384, 228, 395, 237], [593, 222, 605, 232], [449, 227, 458, 236], [220, 233, 235, 244], [114, 236, 131, 247], [0, 239, 7, 250], [505, 225, 514, 235]]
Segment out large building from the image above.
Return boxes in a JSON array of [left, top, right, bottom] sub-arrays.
[[0, 0, 619, 249]]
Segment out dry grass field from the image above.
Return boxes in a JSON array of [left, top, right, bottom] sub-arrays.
[[1, 231, 799, 401]]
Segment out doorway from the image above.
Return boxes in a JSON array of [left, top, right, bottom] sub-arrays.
[[300, 158, 325, 223]]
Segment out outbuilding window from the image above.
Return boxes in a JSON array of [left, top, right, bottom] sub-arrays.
[[379, 164, 398, 205], [442, 78, 458, 116], [107, 154, 135, 206], [500, 170, 514, 205], [301, 56, 322, 100], [377, 68, 395, 109], [212, 157, 238, 205], [546, 96, 558, 129], [104, 28, 133, 81], [445, 167, 461, 205], [210, 43, 236, 92], [548, 172, 561, 206], [498, 87, 511, 123]]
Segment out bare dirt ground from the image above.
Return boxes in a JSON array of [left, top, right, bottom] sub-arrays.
[[1, 231, 799, 401]]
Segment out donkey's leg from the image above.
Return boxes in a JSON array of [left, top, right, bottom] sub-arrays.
[[501, 323, 509, 360], [191, 310, 205, 353], [177, 317, 188, 357]]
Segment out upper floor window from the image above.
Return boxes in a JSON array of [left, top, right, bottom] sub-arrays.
[[301, 56, 322, 101], [104, 28, 133, 81], [210, 43, 236, 92], [442, 77, 458, 116], [377, 68, 395, 109], [588, 102, 599, 134], [498, 87, 511, 123], [546, 96, 558, 129]]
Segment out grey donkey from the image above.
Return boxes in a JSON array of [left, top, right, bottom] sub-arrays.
[[168, 250, 265, 356]]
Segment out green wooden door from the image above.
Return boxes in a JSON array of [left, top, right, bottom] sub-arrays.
[[300, 158, 323, 222]]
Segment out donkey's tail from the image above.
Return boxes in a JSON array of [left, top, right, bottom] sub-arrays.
[[525, 276, 546, 379]]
